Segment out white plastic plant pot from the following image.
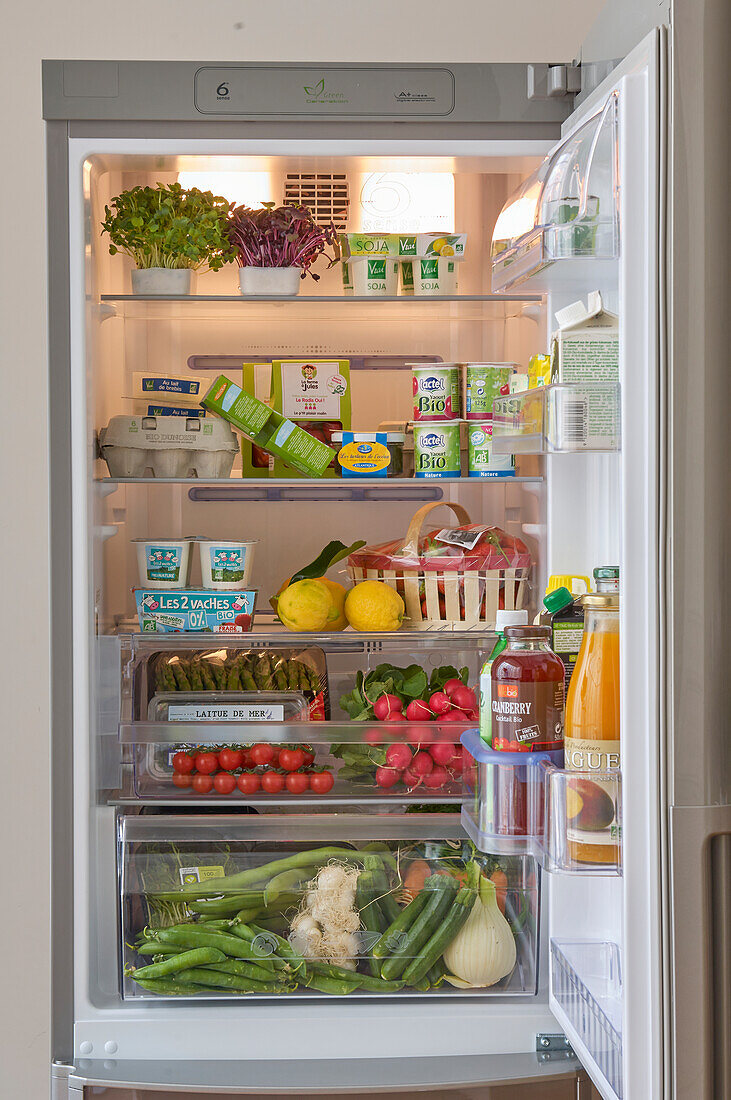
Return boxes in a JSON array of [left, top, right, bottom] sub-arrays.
[[238, 266, 302, 296], [131, 268, 193, 295], [197, 538, 259, 590], [348, 257, 399, 296], [99, 415, 239, 478], [411, 257, 459, 297], [133, 538, 193, 590]]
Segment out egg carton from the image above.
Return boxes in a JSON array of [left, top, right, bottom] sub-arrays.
[[99, 415, 238, 478]]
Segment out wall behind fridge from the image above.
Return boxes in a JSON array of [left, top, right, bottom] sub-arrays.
[[0, 2, 605, 1095]]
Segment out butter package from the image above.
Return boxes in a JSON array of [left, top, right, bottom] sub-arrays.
[[135, 589, 257, 633], [550, 292, 619, 384], [201, 374, 336, 478], [132, 373, 204, 401]]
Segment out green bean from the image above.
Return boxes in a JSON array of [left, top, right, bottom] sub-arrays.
[[128, 947, 226, 981], [167, 848, 364, 900]]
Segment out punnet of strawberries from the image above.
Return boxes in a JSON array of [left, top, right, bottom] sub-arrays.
[[348, 523, 531, 574]]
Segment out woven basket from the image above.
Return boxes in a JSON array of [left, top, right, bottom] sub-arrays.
[[348, 502, 530, 632]]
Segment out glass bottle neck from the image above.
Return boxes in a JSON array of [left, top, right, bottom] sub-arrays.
[[506, 639, 551, 652]]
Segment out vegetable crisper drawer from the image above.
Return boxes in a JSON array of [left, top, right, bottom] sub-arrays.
[[118, 814, 540, 1000]]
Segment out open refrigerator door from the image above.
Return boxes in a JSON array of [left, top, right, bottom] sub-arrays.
[[45, 33, 666, 1100]]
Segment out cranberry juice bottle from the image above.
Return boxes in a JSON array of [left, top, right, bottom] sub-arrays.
[[490, 625, 565, 834]]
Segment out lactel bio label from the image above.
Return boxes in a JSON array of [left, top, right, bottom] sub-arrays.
[[412, 365, 460, 421], [413, 420, 461, 478]]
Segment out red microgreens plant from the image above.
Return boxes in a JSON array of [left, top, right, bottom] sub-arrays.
[[226, 202, 341, 280]]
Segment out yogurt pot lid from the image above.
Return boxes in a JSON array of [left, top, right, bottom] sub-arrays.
[[131, 536, 195, 544], [196, 537, 261, 545]]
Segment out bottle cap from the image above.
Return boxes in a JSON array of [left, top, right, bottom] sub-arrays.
[[504, 625, 551, 640], [495, 609, 529, 630], [545, 573, 591, 596], [543, 586, 574, 613], [582, 593, 619, 609], [593, 566, 620, 580]]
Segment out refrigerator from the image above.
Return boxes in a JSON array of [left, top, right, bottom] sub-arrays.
[[42, 10, 730, 1100]]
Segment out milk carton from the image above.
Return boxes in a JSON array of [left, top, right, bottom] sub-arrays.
[[550, 292, 619, 384]]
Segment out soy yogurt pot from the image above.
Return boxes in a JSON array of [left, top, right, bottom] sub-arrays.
[[198, 538, 258, 590], [133, 537, 193, 590]]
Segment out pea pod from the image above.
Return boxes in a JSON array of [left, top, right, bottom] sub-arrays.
[[228, 922, 299, 971], [183, 967, 282, 993], [401, 884, 476, 987], [204, 958, 280, 984], [133, 977, 203, 996], [306, 959, 404, 992], [371, 890, 430, 960], [380, 876, 458, 981], [300, 971, 358, 996], [156, 927, 274, 968], [188, 891, 265, 914], [133, 941, 181, 956], [128, 947, 226, 981]]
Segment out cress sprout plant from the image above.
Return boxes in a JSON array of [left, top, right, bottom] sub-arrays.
[[101, 183, 234, 271], [226, 202, 340, 280]]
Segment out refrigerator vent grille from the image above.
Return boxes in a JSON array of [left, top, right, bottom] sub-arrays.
[[284, 173, 350, 230]]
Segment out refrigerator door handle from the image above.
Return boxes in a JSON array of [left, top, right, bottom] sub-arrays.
[[669, 805, 731, 1100]]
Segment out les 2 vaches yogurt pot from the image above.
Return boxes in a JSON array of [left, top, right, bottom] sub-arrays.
[[197, 538, 258, 590], [133, 538, 193, 590]]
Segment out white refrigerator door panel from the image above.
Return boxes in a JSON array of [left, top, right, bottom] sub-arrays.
[[544, 28, 666, 1100]]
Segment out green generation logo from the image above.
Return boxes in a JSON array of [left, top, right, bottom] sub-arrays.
[[303, 77, 349, 104]]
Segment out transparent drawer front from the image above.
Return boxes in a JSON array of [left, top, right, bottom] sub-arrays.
[[492, 384, 620, 454], [460, 731, 622, 874], [119, 814, 539, 1000], [130, 721, 467, 804], [551, 940, 623, 1098]]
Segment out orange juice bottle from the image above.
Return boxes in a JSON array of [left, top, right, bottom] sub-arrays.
[[564, 593, 620, 864]]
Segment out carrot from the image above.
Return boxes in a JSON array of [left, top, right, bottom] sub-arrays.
[[402, 860, 431, 901], [490, 868, 508, 915]]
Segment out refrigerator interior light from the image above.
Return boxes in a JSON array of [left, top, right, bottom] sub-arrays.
[[491, 176, 543, 255], [177, 170, 274, 209]]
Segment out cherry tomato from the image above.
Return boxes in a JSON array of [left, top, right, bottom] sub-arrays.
[[192, 774, 214, 794], [301, 747, 315, 767], [240, 748, 254, 768], [285, 772, 310, 794], [237, 772, 261, 795], [172, 773, 193, 789], [279, 748, 306, 772], [309, 771, 334, 794], [261, 771, 286, 794], [213, 772, 237, 795], [250, 743, 275, 767], [218, 748, 244, 771], [194, 752, 219, 775], [172, 752, 194, 774]]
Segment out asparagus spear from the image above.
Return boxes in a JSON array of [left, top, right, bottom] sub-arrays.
[[171, 661, 191, 692], [187, 662, 203, 692], [199, 661, 217, 691]]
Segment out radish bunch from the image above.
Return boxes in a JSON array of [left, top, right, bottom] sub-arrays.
[[375, 739, 465, 791]]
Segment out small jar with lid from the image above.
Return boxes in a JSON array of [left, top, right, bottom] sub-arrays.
[[593, 565, 620, 593], [331, 431, 405, 477]]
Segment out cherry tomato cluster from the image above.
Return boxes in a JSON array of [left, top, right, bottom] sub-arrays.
[[170, 744, 334, 796], [374, 739, 465, 791]]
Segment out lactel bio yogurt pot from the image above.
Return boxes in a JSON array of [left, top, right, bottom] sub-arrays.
[[413, 420, 462, 478], [465, 364, 517, 420], [198, 538, 258, 590], [134, 538, 192, 590], [412, 365, 461, 421], [467, 422, 516, 478]]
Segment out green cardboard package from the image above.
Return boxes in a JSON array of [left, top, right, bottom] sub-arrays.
[[201, 374, 336, 478]]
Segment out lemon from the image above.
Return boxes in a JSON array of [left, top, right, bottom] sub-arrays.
[[440, 244, 455, 256], [430, 237, 447, 255], [345, 580, 405, 632], [277, 579, 337, 632], [318, 578, 348, 631]]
